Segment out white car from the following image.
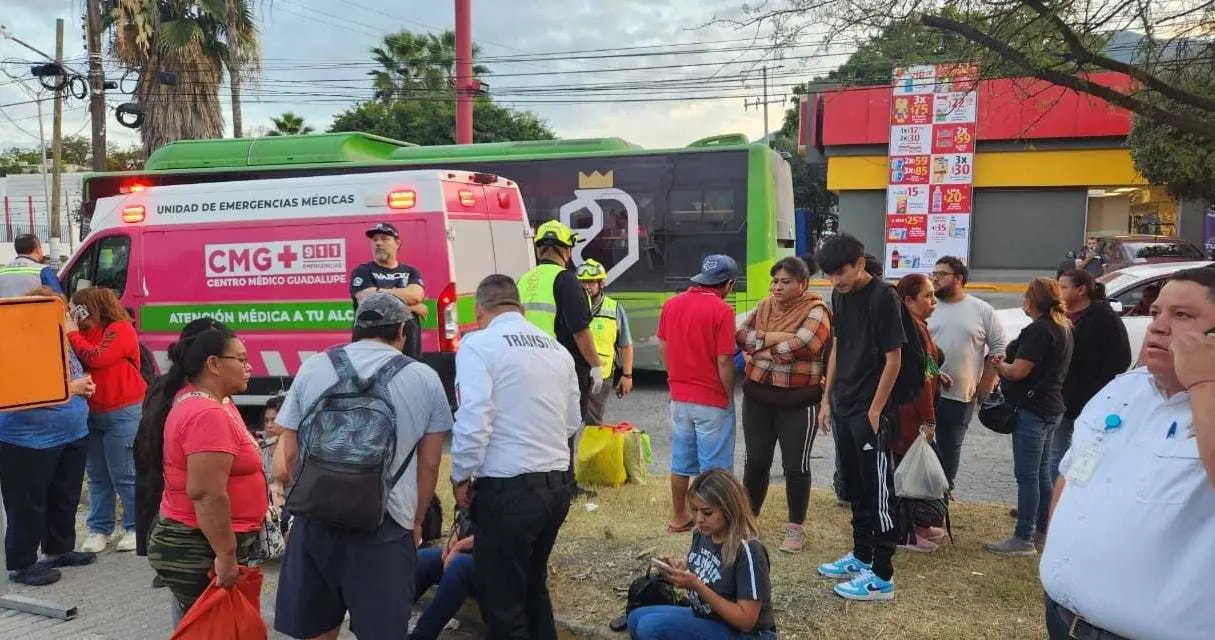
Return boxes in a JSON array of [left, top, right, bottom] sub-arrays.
[[994, 260, 1215, 363]]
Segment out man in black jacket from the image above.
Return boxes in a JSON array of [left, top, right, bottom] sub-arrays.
[[1052, 269, 1132, 477]]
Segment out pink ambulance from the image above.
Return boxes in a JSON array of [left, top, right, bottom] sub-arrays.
[[59, 169, 535, 406]]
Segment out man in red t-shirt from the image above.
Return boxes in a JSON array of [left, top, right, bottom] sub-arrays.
[[656, 254, 740, 533]]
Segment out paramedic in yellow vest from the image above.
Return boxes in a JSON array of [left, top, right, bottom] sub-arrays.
[[576, 259, 635, 426], [518, 220, 604, 496]]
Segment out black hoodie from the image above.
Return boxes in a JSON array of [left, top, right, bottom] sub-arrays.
[[1062, 300, 1132, 419]]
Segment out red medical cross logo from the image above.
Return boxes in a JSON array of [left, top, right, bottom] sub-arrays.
[[277, 244, 299, 268]]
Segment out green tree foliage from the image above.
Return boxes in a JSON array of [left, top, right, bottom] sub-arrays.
[[1129, 59, 1215, 201], [266, 112, 315, 136], [330, 29, 555, 145], [0, 137, 143, 173], [330, 97, 554, 145]]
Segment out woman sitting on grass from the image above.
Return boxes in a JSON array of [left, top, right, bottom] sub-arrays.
[[628, 469, 777, 640]]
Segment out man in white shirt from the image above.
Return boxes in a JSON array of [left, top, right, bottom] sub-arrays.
[[450, 274, 581, 640], [927, 256, 1006, 487], [1040, 266, 1215, 640]]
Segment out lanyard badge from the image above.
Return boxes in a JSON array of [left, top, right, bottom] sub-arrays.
[[1065, 414, 1122, 486]]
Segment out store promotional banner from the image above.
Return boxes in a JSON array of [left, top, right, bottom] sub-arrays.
[[886, 64, 979, 277]]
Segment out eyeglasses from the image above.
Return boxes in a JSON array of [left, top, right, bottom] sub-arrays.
[[215, 355, 250, 365], [930, 271, 955, 278]]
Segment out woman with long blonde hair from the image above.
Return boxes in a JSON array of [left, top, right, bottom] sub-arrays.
[[986, 278, 1073, 556], [629, 469, 777, 639]]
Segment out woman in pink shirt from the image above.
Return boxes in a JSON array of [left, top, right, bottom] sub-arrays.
[[145, 324, 268, 623]]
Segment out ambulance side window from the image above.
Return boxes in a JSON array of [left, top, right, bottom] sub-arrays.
[[63, 235, 131, 297], [93, 236, 131, 296], [64, 244, 98, 295]]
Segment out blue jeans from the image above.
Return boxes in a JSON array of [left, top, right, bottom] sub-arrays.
[[1048, 417, 1074, 481], [628, 605, 777, 640], [411, 547, 475, 640], [669, 401, 736, 476], [934, 397, 976, 487], [1011, 409, 1061, 540], [86, 402, 140, 534]]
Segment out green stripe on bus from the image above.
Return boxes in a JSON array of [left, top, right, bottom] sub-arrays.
[[140, 296, 479, 333]]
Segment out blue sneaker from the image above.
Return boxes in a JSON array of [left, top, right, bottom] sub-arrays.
[[833, 569, 894, 601], [817, 552, 870, 579]]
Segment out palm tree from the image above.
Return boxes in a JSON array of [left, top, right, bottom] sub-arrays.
[[266, 112, 313, 136], [106, 0, 260, 154], [225, 0, 261, 138], [369, 30, 488, 102]]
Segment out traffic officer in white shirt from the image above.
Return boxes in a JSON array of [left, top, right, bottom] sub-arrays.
[[1040, 266, 1215, 640], [450, 274, 581, 640]]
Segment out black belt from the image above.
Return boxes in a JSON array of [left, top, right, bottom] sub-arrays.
[[475, 470, 567, 492], [1058, 607, 1132, 640]]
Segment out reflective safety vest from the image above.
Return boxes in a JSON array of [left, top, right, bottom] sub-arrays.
[[0, 257, 47, 298], [518, 262, 565, 337], [589, 296, 619, 377]]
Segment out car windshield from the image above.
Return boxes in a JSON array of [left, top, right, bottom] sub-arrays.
[[1122, 241, 1204, 260]]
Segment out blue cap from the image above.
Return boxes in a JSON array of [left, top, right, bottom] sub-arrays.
[[690, 254, 740, 286]]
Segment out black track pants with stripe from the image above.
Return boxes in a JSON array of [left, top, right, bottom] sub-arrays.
[[834, 408, 898, 581]]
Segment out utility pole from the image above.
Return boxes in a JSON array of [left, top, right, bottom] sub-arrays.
[[744, 65, 785, 146], [454, 0, 473, 144], [86, 0, 107, 171], [50, 18, 64, 258]]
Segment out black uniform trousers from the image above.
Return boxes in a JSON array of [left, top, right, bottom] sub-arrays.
[[0, 436, 88, 570], [472, 470, 572, 640], [833, 408, 899, 580]]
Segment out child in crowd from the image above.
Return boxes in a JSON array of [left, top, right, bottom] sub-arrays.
[[628, 469, 777, 640], [260, 394, 285, 478]]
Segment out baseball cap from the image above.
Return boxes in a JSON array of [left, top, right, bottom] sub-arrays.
[[354, 292, 412, 329], [365, 222, 400, 239], [690, 254, 739, 286]]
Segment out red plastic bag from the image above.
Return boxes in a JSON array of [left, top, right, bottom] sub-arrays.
[[170, 566, 266, 640]]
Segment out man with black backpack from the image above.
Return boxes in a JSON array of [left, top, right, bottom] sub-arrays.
[[270, 292, 452, 640], [814, 235, 907, 602]]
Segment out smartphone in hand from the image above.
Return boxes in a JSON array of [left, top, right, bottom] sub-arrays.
[[651, 557, 674, 573]]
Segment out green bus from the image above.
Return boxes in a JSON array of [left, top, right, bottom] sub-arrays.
[[80, 132, 795, 370]]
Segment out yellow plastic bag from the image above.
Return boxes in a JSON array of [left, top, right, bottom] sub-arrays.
[[621, 423, 651, 485], [575, 425, 628, 488]]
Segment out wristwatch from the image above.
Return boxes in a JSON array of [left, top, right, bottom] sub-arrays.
[[621, 373, 633, 378]]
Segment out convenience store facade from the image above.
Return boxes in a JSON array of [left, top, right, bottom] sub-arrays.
[[804, 72, 1209, 270]]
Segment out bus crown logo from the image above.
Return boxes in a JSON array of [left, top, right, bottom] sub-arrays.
[[578, 171, 614, 189]]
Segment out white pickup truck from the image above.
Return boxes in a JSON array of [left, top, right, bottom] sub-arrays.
[[994, 260, 1215, 362]]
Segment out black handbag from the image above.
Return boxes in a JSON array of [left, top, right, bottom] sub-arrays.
[[978, 388, 1020, 434], [609, 567, 686, 631]]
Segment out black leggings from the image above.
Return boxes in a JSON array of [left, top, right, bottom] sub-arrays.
[[741, 395, 815, 524]]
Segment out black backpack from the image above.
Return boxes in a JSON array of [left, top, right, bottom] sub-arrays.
[[137, 343, 157, 386], [868, 282, 928, 408], [285, 348, 415, 532]]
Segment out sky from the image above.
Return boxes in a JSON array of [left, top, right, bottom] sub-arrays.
[[0, 0, 852, 154]]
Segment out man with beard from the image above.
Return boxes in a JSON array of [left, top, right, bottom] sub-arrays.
[[351, 222, 427, 358], [1040, 266, 1215, 640], [927, 256, 1006, 489]]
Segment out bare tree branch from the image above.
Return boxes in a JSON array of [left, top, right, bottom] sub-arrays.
[[918, 12, 1215, 140], [1019, 0, 1215, 112]]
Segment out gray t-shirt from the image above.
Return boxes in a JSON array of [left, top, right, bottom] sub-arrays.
[[276, 340, 453, 527], [927, 294, 1007, 403]]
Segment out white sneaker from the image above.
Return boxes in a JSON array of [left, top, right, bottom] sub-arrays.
[[80, 533, 109, 553], [114, 530, 137, 552]]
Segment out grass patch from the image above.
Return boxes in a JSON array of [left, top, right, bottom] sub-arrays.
[[546, 478, 1044, 640], [433, 457, 1044, 639]]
